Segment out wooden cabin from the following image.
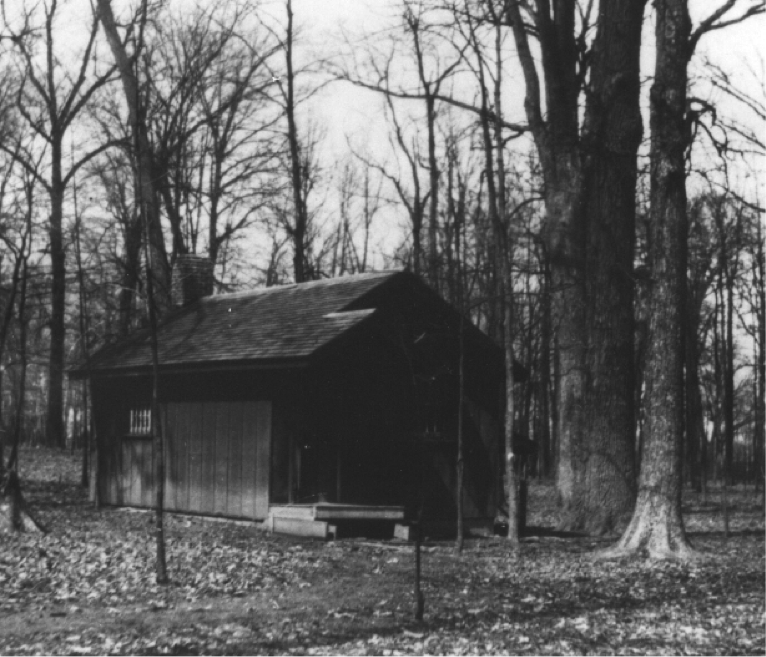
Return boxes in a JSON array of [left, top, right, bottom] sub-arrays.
[[71, 261, 517, 538]]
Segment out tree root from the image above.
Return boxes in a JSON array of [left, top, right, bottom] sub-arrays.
[[0, 471, 47, 534], [595, 542, 704, 563], [593, 492, 703, 563]]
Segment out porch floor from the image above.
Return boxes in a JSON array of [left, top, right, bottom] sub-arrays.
[[268, 503, 405, 522], [265, 503, 406, 539]]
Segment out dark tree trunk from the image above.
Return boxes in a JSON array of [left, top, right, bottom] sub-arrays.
[[724, 264, 735, 484], [538, 253, 553, 477], [0, 233, 25, 470], [285, 0, 308, 283], [507, 16, 589, 523], [502, 268, 519, 546], [712, 291, 724, 483], [603, 0, 695, 560], [45, 163, 66, 449], [560, 0, 645, 535], [73, 194, 91, 490], [755, 217, 766, 493], [144, 205, 169, 584], [118, 214, 143, 337], [551, 262, 587, 523], [685, 306, 701, 490], [426, 94, 439, 290], [456, 314, 465, 552], [1, 208, 43, 534], [507, 0, 643, 534]]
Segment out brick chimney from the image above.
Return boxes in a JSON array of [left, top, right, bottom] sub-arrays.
[[171, 254, 214, 307]]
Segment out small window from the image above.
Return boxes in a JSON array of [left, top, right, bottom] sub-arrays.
[[129, 408, 152, 435]]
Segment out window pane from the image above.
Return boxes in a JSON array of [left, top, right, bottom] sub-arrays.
[[129, 408, 152, 435]]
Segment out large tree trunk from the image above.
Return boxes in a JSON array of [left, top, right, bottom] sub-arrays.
[[575, 0, 645, 534], [503, 9, 583, 497], [602, 0, 696, 561], [507, 0, 643, 534], [551, 256, 587, 525]]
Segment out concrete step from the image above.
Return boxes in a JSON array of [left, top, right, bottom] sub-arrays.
[[265, 514, 336, 539]]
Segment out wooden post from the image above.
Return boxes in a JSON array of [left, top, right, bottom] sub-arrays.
[[414, 431, 425, 621], [414, 520, 424, 621], [288, 428, 295, 504], [456, 317, 465, 553], [518, 476, 527, 537], [336, 394, 343, 503]]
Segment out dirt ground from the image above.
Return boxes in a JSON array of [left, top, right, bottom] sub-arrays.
[[0, 446, 764, 655]]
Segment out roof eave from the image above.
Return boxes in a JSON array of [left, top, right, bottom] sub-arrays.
[[68, 356, 310, 380]]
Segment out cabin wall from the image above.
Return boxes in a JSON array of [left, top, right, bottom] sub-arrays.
[[92, 377, 150, 508], [311, 323, 502, 523], [93, 372, 276, 520], [310, 334, 418, 510], [163, 401, 271, 518], [414, 393, 500, 522]]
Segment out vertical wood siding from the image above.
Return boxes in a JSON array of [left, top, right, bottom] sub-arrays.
[[254, 402, 272, 518], [227, 402, 244, 518], [201, 404, 217, 514], [112, 400, 272, 520], [188, 403, 204, 512], [214, 403, 230, 515]]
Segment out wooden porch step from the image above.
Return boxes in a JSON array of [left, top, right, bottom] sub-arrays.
[[265, 514, 336, 539], [268, 504, 405, 522], [267, 505, 317, 520], [313, 504, 405, 521]]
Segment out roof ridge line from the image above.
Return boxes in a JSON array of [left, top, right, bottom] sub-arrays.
[[204, 269, 403, 302]]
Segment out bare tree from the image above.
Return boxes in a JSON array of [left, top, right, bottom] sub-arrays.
[[141, 3, 281, 267], [2, 0, 116, 448], [92, 148, 143, 337], [96, 0, 171, 582], [604, 0, 764, 561], [715, 61, 766, 492], [749, 210, 765, 495], [685, 196, 718, 491], [0, 168, 42, 532], [282, 0, 310, 283], [97, 0, 170, 308], [350, 98, 430, 276], [336, 0, 467, 286], [328, 159, 382, 276], [506, 0, 646, 534], [0, 149, 26, 468]]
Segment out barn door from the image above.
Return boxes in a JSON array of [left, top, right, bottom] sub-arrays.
[[163, 400, 272, 520]]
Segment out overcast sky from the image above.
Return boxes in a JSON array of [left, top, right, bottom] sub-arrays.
[[3, 0, 764, 269], [289, 0, 765, 159]]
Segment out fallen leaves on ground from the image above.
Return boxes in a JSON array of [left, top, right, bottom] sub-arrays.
[[0, 446, 763, 656]]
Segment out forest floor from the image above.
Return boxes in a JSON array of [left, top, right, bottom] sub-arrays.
[[0, 447, 764, 656]]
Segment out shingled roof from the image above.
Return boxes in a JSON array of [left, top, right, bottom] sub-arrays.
[[77, 270, 407, 376]]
